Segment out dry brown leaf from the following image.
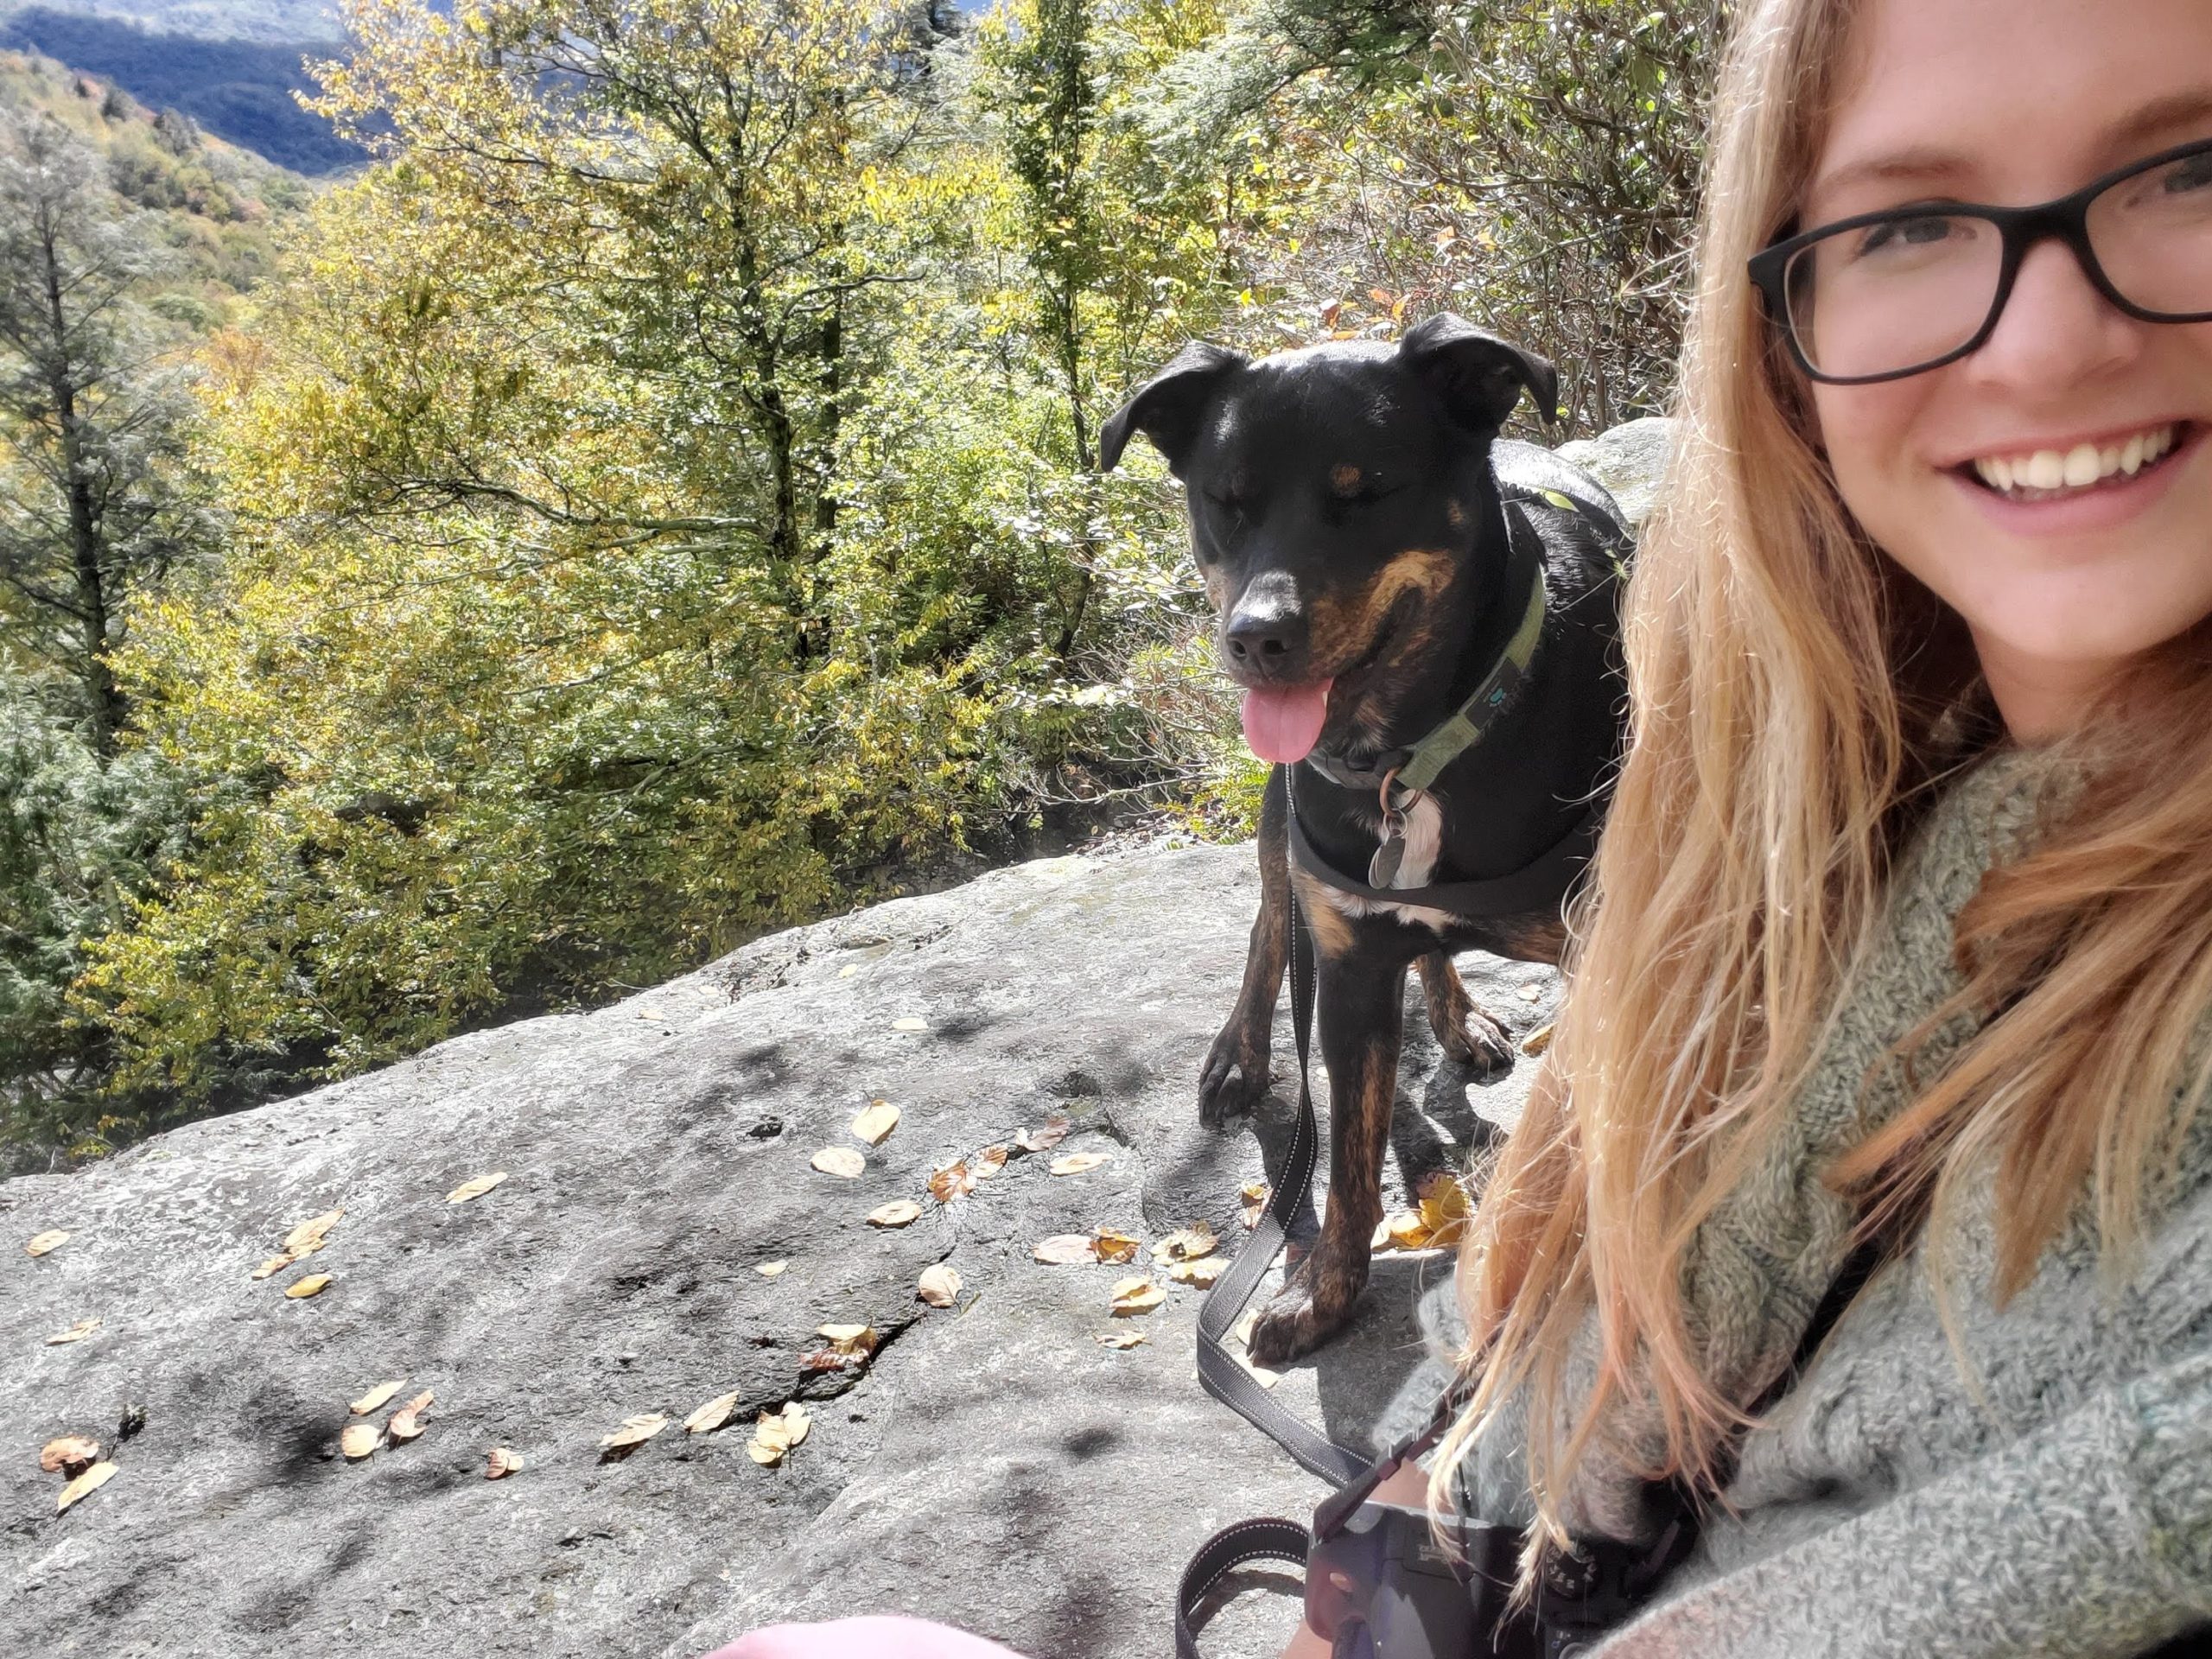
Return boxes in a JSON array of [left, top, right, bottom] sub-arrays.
[[45, 1317, 100, 1346], [747, 1402, 811, 1465], [1095, 1330, 1147, 1350], [340, 1422, 379, 1460], [917, 1263, 962, 1307], [57, 1460, 116, 1512], [811, 1146, 867, 1179], [973, 1145, 1008, 1178], [849, 1102, 901, 1146], [284, 1273, 334, 1300], [1169, 1257, 1224, 1288], [928, 1160, 976, 1204], [683, 1392, 740, 1435], [866, 1200, 922, 1229], [39, 1435, 99, 1473], [600, 1413, 667, 1451], [1050, 1152, 1109, 1177], [1090, 1226, 1141, 1264], [1014, 1116, 1071, 1154], [486, 1446, 524, 1479], [446, 1171, 508, 1204], [1153, 1223, 1218, 1263], [283, 1209, 343, 1253], [798, 1348, 861, 1375], [891, 1015, 928, 1032], [1109, 1276, 1166, 1316], [1415, 1172, 1471, 1249], [1241, 1182, 1269, 1230], [25, 1230, 68, 1258], [756, 1261, 789, 1278], [1031, 1234, 1096, 1265], [387, 1389, 435, 1442], [817, 1323, 877, 1355], [1520, 1020, 1555, 1058], [350, 1380, 406, 1416], [251, 1250, 300, 1281]]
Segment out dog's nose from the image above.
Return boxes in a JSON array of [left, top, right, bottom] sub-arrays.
[[1224, 601, 1307, 671]]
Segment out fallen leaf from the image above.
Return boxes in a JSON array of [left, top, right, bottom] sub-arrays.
[[45, 1317, 99, 1346], [867, 1200, 922, 1229], [1518, 983, 1543, 1002], [1232, 1310, 1260, 1346], [251, 1250, 300, 1280], [39, 1435, 99, 1473], [973, 1145, 1008, 1178], [1015, 1116, 1071, 1154], [747, 1402, 811, 1465], [350, 1381, 406, 1416], [1415, 1172, 1471, 1249], [756, 1261, 789, 1278], [446, 1171, 508, 1204], [928, 1160, 976, 1204], [917, 1263, 962, 1307], [1050, 1152, 1109, 1177], [798, 1349, 860, 1375], [1153, 1223, 1218, 1263], [486, 1446, 524, 1479], [837, 963, 858, 978], [1520, 1020, 1555, 1058], [56, 1460, 116, 1512], [284, 1273, 334, 1299], [633, 1006, 665, 1021], [387, 1389, 435, 1442], [26, 1230, 68, 1258], [849, 1102, 901, 1146], [1095, 1330, 1148, 1350], [1380, 1211, 1433, 1252], [340, 1422, 379, 1460], [683, 1392, 740, 1434], [817, 1323, 877, 1355], [812, 1146, 867, 1179], [891, 1016, 928, 1032], [1169, 1257, 1224, 1288], [1032, 1234, 1096, 1265], [1243, 1355, 1285, 1389], [600, 1413, 667, 1451], [283, 1209, 343, 1254], [1090, 1226, 1141, 1264], [1109, 1276, 1166, 1316], [1241, 1182, 1270, 1230]]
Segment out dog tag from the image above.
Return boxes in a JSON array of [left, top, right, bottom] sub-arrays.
[[1369, 812, 1406, 888]]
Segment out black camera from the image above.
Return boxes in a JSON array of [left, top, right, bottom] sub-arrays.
[[1304, 1498, 1524, 1659]]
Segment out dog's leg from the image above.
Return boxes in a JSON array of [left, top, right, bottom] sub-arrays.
[[1417, 950, 1515, 1078], [1198, 766, 1288, 1128], [1247, 912, 1404, 1368]]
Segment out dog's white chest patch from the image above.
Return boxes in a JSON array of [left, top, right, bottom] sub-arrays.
[[1314, 793, 1458, 933]]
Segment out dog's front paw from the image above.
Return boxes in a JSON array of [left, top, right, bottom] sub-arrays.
[[1198, 1026, 1269, 1128], [1245, 1256, 1361, 1368], [1439, 1006, 1516, 1080]]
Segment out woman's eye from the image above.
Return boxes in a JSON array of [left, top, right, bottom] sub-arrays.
[[1853, 214, 1961, 258], [2163, 152, 2212, 195]]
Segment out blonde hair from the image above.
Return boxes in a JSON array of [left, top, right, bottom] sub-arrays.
[[1433, 0, 2212, 1552]]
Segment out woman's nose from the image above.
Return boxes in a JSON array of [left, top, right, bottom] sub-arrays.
[[1963, 234, 2143, 395]]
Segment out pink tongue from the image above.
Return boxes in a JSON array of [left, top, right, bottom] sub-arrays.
[[1241, 680, 1333, 764]]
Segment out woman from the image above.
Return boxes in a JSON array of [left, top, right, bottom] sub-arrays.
[[722, 0, 2212, 1651]]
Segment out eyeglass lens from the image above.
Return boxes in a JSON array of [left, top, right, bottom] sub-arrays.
[[1783, 145, 2212, 379]]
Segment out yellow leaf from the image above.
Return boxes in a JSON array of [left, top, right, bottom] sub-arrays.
[[283, 1209, 343, 1253], [486, 1446, 524, 1479], [756, 1261, 790, 1278], [350, 1380, 406, 1416], [816, 1323, 876, 1355], [1095, 1330, 1147, 1350], [1109, 1277, 1165, 1316], [1415, 1172, 1471, 1248], [1153, 1224, 1218, 1262], [867, 1201, 922, 1229], [1169, 1257, 1224, 1288], [1090, 1226, 1141, 1263], [45, 1317, 100, 1346], [929, 1160, 976, 1203], [1032, 1234, 1096, 1265], [918, 1263, 961, 1307], [1241, 1182, 1269, 1230], [251, 1249, 300, 1281], [747, 1402, 811, 1465], [57, 1460, 117, 1512], [812, 1146, 866, 1179], [340, 1422, 379, 1460], [599, 1413, 667, 1451], [849, 1102, 900, 1146], [1050, 1152, 1109, 1177], [973, 1145, 1008, 1178], [26, 1230, 69, 1258], [1520, 1021, 1555, 1057], [285, 1273, 334, 1299], [683, 1392, 740, 1434], [446, 1171, 508, 1204], [387, 1389, 435, 1442], [891, 1016, 928, 1032], [1380, 1211, 1432, 1251]]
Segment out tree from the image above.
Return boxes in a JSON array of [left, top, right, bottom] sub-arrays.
[[0, 109, 207, 753]]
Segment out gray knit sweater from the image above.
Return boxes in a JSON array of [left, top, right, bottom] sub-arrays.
[[1475, 748, 2212, 1658]]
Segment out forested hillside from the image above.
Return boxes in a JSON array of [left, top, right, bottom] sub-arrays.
[[0, 0, 1719, 1172]]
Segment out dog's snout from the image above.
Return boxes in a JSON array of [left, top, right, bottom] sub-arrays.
[[1224, 601, 1307, 671]]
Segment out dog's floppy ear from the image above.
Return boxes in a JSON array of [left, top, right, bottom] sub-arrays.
[[1396, 314, 1560, 432], [1099, 341, 1244, 475]]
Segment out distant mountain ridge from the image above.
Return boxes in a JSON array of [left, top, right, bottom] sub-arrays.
[[0, 5, 361, 171], [0, 0, 340, 46]]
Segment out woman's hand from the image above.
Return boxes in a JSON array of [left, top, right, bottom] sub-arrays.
[[702, 1614, 1025, 1658], [1276, 1458, 1438, 1657]]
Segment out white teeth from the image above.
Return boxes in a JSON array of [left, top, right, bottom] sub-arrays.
[[1973, 423, 2182, 497]]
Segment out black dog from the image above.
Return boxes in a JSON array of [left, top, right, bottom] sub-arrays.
[[1101, 314, 1632, 1365]]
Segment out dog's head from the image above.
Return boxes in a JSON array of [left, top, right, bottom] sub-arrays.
[[1102, 314, 1556, 764]]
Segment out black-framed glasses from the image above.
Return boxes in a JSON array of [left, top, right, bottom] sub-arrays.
[[1750, 134, 2212, 385]]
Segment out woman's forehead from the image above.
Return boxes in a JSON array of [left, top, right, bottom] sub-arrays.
[[1806, 0, 2212, 221]]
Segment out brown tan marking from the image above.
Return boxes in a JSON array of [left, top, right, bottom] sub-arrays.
[[1289, 864, 1356, 957], [1306, 546, 1457, 667], [1329, 462, 1364, 497]]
